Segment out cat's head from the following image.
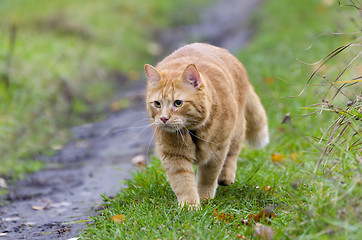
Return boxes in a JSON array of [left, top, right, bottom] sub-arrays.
[[145, 64, 210, 132]]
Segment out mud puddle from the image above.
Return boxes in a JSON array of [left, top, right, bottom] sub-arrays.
[[0, 0, 260, 239]]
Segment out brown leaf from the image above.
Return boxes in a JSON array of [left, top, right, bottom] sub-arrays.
[[211, 209, 234, 222], [289, 153, 301, 162], [271, 153, 283, 163], [111, 214, 125, 223], [254, 223, 274, 240], [212, 209, 218, 216], [252, 207, 277, 223], [242, 207, 276, 225], [235, 234, 247, 239], [247, 213, 256, 220]]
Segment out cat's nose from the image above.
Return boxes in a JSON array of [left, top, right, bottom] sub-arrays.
[[160, 117, 169, 123]]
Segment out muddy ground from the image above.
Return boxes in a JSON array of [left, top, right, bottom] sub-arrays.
[[0, 0, 261, 239]]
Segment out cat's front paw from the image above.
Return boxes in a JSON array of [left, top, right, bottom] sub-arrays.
[[179, 199, 200, 210], [198, 186, 217, 200]]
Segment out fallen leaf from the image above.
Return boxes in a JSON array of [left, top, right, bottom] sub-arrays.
[[247, 213, 256, 220], [241, 207, 277, 225], [235, 234, 246, 239], [252, 207, 277, 223], [2, 217, 20, 222], [212, 209, 218, 216], [289, 153, 301, 162], [217, 212, 228, 221], [131, 155, 146, 167], [264, 186, 271, 191], [254, 223, 274, 240], [32, 203, 50, 211], [111, 214, 125, 223], [0, 178, 7, 188], [211, 209, 234, 223], [271, 153, 283, 163]]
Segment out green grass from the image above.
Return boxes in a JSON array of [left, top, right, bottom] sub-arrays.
[[80, 0, 361, 239], [0, 0, 206, 180], [81, 156, 361, 239]]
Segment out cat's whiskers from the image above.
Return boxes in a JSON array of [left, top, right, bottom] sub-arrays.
[[176, 126, 185, 151], [176, 126, 192, 153], [135, 122, 156, 139], [175, 128, 183, 155], [181, 124, 216, 144], [109, 118, 155, 135], [145, 126, 157, 164], [100, 122, 155, 139]]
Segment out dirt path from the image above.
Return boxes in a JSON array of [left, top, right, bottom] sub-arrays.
[[0, 1, 260, 239]]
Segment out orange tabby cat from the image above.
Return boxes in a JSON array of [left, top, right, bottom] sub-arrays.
[[144, 43, 269, 208]]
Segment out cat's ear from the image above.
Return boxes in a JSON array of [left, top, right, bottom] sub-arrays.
[[144, 64, 161, 83], [182, 64, 201, 88]]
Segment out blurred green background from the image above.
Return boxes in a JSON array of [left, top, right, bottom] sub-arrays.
[[0, 0, 207, 179]]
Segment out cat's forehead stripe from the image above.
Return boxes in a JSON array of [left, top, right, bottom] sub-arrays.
[[161, 78, 177, 100]]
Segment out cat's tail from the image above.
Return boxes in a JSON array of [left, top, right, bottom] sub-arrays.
[[245, 85, 269, 149]]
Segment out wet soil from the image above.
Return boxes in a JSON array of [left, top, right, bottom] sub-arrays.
[[0, 0, 260, 239]]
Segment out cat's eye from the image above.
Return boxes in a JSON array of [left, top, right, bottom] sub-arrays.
[[154, 101, 161, 108], [173, 100, 183, 107]]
